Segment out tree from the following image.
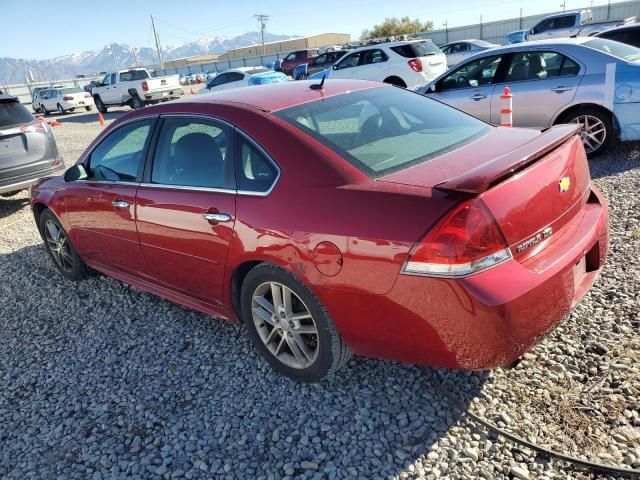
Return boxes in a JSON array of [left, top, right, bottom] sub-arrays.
[[361, 17, 434, 40]]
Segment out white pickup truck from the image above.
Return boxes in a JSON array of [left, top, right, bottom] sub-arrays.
[[506, 10, 637, 44], [91, 68, 183, 113]]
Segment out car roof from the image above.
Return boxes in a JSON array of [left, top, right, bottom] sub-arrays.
[[599, 23, 640, 33], [177, 79, 384, 112], [472, 37, 592, 54], [0, 94, 19, 102], [225, 67, 270, 74], [349, 39, 433, 53]]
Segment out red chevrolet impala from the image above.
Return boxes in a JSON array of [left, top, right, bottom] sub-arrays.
[[30, 80, 608, 382]]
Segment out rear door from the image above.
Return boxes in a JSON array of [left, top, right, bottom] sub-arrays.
[[134, 115, 237, 305], [65, 118, 155, 275], [491, 50, 582, 128], [355, 49, 389, 81], [428, 54, 505, 123]]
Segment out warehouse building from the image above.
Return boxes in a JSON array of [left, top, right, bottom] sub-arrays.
[[220, 33, 351, 60]]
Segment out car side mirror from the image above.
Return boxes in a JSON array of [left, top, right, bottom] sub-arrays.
[[428, 83, 437, 93], [332, 64, 339, 70], [64, 164, 88, 182]]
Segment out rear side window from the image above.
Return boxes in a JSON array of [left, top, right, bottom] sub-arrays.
[[119, 70, 150, 82], [0, 101, 34, 127], [275, 87, 489, 177], [585, 38, 640, 61], [88, 119, 152, 182], [505, 51, 579, 81], [151, 117, 233, 189], [235, 135, 278, 193], [391, 41, 441, 58]]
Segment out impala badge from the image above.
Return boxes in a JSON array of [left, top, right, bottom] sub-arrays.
[[559, 176, 571, 192], [516, 227, 553, 253]]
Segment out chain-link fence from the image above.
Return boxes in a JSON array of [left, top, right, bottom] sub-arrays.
[[1, 76, 103, 106]]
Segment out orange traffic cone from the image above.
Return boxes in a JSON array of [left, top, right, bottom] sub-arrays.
[[98, 112, 105, 126], [49, 119, 62, 127]]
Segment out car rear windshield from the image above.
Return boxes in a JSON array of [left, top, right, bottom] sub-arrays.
[[60, 87, 83, 94], [0, 100, 34, 128], [274, 86, 490, 178], [391, 41, 441, 58], [119, 70, 150, 82], [584, 38, 640, 62]]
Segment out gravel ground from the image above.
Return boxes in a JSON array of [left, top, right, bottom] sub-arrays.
[[0, 106, 639, 480]]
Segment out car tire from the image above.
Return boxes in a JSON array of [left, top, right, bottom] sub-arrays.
[[94, 96, 108, 114], [41, 104, 48, 116], [39, 209, 91, 282], [383, 76, 407, 88], [0, 190, 23, 197], [240, 263, 352, 383], [57, 104, 65, 115], [130, 94, 144, 110], [559, 107, 613, 158], [85, 106, 93, 111]]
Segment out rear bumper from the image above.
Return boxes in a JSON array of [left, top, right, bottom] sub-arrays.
[[0, 161, 65, 194], [315, 187, 608, 370], [143, 88, 183, 102]]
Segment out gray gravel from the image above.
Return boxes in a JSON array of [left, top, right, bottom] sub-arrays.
[[0, 107, 638, 479]]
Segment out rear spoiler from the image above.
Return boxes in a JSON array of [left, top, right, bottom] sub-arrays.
[[434, 124, 581, 194]]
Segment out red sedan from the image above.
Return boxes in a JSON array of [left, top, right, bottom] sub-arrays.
[[30, 80, 608, 382]]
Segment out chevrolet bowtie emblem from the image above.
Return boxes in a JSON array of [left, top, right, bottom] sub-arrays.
[[559, 177, 571, 192]]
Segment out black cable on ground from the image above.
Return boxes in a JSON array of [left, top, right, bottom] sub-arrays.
[[432, 375, 640, 478]]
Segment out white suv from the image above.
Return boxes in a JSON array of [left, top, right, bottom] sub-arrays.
[[329, 40, 447, 88]]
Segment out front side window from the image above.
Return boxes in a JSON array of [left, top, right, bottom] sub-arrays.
[[102, 74, 110, 86], [88, 120, 152, 182], [336, 52, 362, 69], [505, 51, 580, 82], [151, 117, 233, 189], [440, 55, 502, 90], [532, 19, 552, 34], [284, 53, 296, 61], [312, 54, 327, 66], [275, 87, 490, 177], [235, 135, 278, 193]]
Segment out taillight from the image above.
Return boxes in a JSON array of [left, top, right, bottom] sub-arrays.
[[142, 81, 149, 92], [402, 198, 512, 277], [408, 58, 423, 72], [63, 96, 74, 101], [20, 121, 50, 134], [84, 93, 91, 98]]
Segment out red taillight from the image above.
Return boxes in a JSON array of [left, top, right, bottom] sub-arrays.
[[408, 58, 423, 72], [402, 198, 512, 277], [63, 95, 74, 101], [20, 121, 50, 134], [142, 81, 149, 92], [84, 93, 91, 98]]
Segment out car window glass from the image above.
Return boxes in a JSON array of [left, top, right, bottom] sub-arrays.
[[337, 52, 361, 69], [50, 90, 58, 98], [313, 54, 327, 66], [110, 73, 117, 84], [440, 55, 502, 90], [554, 15, 575, 29], [284, 53, 295, 61], [102, 74, 110, 86], [152, 117, 233, 189], [0, 101, 34, 128], [296, 51, 307, 60], [533, 18, 552, 34], [229, 72, 244, 82], [505, 51, 579, 81], [236, 136, 278, 193], [88, 120, 152, 182], [361, 49, 388, 65]]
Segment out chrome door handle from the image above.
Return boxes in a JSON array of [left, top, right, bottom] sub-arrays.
[[551, 86, 573, 93], [112, 200, 130, 208], [470, 93, 486, 101], [202, 212, 232, 222]]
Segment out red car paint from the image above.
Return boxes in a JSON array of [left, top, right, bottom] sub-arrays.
[[31, 80, 608, 370], [279, 49, 320, 76]]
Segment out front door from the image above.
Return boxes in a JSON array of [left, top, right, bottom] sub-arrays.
[[65, 118, 155, 276], [135, 116, 236, 306], [331, 51, 363, 80]]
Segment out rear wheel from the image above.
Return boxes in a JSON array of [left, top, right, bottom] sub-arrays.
[[85, 106, 93, 111], [560, 107, 613, 157], [57, 103, 65, 115], [130, 94, 144, 110], [241, 264, 352, 382], [39, 209, 90, 281]]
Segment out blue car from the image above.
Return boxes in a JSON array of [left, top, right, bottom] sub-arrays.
[[292, 50, 348, 80]]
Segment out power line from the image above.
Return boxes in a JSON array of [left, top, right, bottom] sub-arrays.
[[254, 14, 269, 55]]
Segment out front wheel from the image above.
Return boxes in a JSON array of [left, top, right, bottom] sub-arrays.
[[241, 264, 352, 383], [94, 96, 108, 114], [85, 106, 93, 111], [39, 209, 91, 281], [561, 108, 613, 157]]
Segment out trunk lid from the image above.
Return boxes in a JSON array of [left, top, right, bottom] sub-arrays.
[[381, 124, 591, 261]]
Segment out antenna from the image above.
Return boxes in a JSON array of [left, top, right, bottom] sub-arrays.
[[310, 74, 326, 90]]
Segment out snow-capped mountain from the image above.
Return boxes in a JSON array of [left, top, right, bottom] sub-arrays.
[[0, 32, 296, 84]]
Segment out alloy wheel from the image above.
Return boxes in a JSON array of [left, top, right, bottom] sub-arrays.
[[44, 220, 73, 272], [571, 114, 606, 154], [251, 282, 319, 369]]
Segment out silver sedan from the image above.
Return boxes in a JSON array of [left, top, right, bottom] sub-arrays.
[[417, 38, 640, 156]]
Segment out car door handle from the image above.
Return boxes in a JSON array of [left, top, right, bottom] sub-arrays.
[[112, 200, 130, 208], [469, 93, 487, 101], [551, 86, 574, 93], [202, 212, 232, 222]]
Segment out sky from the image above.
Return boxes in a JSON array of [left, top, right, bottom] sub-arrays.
[[0, 0, 618, 59]]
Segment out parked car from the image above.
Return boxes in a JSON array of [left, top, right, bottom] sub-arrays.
[[440, 39, 499, 67], [329, 40, 447, 88], [31, 87, 49, 105], [596, 23, 640, 48], [0, 94, 64, 197], [292, 50, 349, 80], [83, 80, 101, 94], [417, 37, 640, 156], [307, 67, 331, 80], [92, 68, 183, 113], [280, 49, 320, 76], [506, 9, 636, 44], [200, 67, 287, 93], [30, 80, 608, 382], [35, 87, 95, 115]]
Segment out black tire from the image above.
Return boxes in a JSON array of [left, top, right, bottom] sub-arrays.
[[558, 107, 613, 158], [383, 76, 407, 88], [241, 263, 352, 382], [41, 104, 48, 116], [85, 106, 93, 111], [0, 190, 23, 197], [57, 103, 65, 115], [39, 209, 90, 281], [94, 96, 108, 114], [130, 94, 144, 110]]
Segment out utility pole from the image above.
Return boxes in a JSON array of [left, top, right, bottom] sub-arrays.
[[255, 14, 269, 55], [443, 21, 448, 43], [519, 8, 523, 29], [560, 1, 566, 12], [109, 43, 119, 70], [151, 15, 164, 70], [132, 47, 139, 68], [33, 59, 42, 82]]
